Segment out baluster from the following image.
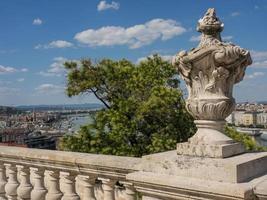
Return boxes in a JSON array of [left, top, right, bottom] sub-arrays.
[[30, 167, 47, 200], [100, 178, 116, 200], [45, 170, 62, 200], [79, 175, 96, 200], [124, 182, 136, 200], [17, 165, 32, 200], [94, 180, 103, 200], [5, 164, 19, 200], [60, 171, 79, 200], [0, 162, 7, 200]]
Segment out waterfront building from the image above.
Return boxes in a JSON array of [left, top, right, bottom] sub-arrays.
[[24, 131, 58, 150], [242, 112, 255, 126], [0, 121, 6, 129], [257, 112, 267, 127], [227, 110, 267, 127], [226, 110, 245, 126]]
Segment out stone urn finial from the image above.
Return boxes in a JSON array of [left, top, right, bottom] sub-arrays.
[[173, 8, 252, 158]]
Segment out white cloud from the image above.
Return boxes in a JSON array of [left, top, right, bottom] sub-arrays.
[[137, 54, 173, 63], [17, 78, 25, 82], [189, 35, 201, 42], [189, 35, 233, 42], [39, 57, 67, 77], [74, 19, 186, 49], [35, 84, 65, 94], [0, 87, 20, 96], [245, 72, 265, 79], [48, 40, 73, 48], [21, 68, 28, 72], [0, 80, 11, 86], [35, 40, 73, 49], [97, 1, 120, 11], [33, 18, 43, 25], [48, 57, 67, 74], [34, 44, 43, 49], [0, 65, 17, 74], [39, 71, 56, 77], [231, 12, 240, 17], [251, 60, 267, 68], [251, 50, 267, 61], [250, 50, 267, 68], [222, 36, 233, 41], [0, 65, 29, 74], [39, 57, 79, 77]]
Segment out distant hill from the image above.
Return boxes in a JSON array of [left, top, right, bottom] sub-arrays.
[[237, 101, 267, 105], [257, 101, 267, 105], [0, 106, 22, 115], [16, 103, 103, 111]]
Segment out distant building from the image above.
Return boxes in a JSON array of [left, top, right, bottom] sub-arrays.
[[0, 128, 62, 150], [0, 128, 30, 145], [24, 131, 61, 150], [0, 121, 6, 128], [227, 109, 267, 128], [226, 111, 245, 126], [242, 113, 254, 126], [257, 112, 267, 126]]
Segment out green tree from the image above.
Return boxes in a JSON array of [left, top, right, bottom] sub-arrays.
[[225, 126, 266, 151], [60, 55, 196, 157]]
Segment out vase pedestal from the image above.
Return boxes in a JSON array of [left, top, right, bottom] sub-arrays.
[[177, 120, 245, 158], [127, 150, 267, 199]]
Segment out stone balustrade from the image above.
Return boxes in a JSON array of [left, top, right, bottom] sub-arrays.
[[0, 145, 266, 199], [0, 145, 140, 200]]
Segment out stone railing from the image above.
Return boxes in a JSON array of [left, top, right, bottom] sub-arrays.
[[0, 145, 266, 200], [0, 145, 141, 200]]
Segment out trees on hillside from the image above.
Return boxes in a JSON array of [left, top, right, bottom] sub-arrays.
[[60, 55, 196, 157]]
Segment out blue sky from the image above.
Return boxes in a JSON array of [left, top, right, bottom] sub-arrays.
[[0, 0, 267, 106]]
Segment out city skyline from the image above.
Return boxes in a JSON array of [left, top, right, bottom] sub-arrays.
[[0, 0, 267, 106]]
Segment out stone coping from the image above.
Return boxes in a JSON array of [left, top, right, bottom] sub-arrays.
[[127, 171, 255, 200], [0, 146, 141, 178], [141, 150, 267, 183]]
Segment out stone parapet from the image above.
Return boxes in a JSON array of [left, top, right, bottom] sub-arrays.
[[0, 145, 141, 200], [0, 145, 265, 199], [127, 172, 255, 200], [140, 150, 267, 183]]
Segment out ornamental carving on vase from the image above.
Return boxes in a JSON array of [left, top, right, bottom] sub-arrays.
[[173, 8, 252, 121], [173, 8, 252, 151]]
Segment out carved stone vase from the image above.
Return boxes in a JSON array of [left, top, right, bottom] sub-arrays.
[[172, 8, 252, 158]]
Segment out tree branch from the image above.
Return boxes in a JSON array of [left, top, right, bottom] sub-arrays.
[[90, 88, 110, 109]]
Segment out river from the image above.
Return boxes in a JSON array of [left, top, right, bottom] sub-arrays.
[[62, 113, 93, 133]]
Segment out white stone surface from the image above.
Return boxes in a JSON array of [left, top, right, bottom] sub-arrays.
[[127, 171, 255, 200], [176, 141, 244, 158], [140, 150, 267, 183], [253, 176, 267, 200]]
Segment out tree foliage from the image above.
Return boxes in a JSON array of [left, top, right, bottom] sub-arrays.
[[225, 126, 267, 151], [60, 55, 196, 157]]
